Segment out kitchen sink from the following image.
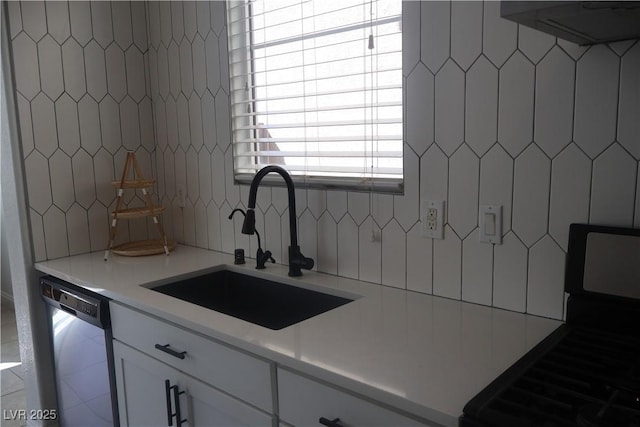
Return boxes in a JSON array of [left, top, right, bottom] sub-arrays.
[[150, 269, 354, 330]]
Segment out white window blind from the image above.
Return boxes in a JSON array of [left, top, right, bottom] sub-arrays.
[[227, 0, 403, 192]]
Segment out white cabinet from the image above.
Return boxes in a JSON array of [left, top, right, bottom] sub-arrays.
[[113, 341, 272, 427], [110, 302, 273, 413], [278, 368, 433, 427], [110, 302, 436, 427], [110, 302, 275, 427]]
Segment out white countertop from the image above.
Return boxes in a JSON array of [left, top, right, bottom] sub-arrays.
[[36, 245, 561, 427]]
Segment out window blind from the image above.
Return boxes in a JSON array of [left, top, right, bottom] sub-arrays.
[[227, 0, 403, 192]]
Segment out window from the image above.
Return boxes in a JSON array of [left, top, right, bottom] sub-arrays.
[[227, 0, 403, 192]]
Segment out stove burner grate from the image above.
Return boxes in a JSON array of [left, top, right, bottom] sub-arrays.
[[464, 326, 640, 427]]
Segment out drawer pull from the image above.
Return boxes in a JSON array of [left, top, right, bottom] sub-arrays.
[[155, 343, 187, 359], [319, 417, 343, 427]]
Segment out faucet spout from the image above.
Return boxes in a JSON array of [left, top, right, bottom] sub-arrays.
[[243, 166, 313, 276]]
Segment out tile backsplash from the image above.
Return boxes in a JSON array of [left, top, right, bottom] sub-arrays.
[[7, 1, 640, 320], [7, 1, 156, 261]]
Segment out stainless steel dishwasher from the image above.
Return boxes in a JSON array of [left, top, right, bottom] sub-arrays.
[[41, 275, 119, 427]]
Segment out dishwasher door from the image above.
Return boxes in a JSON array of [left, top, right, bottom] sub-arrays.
[[41, 276, 119, 427]]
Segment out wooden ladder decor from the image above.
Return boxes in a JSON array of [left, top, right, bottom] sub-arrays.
[[104, 152, 175, 260]]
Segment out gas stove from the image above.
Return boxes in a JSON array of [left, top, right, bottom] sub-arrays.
[[460, 224, 640, 427]]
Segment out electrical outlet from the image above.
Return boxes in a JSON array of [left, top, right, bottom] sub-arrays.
[[422, 200, 444, 239], [176, 185, 186, 208]]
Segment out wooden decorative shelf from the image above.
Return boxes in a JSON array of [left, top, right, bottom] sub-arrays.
[[111, 205, 165, 219], [111, 239, 177, 257], [110, 179, 156, 188], [105, 152, 173, 260]]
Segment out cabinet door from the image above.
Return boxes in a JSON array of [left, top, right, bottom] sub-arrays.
[[113, 341, 272, 427]]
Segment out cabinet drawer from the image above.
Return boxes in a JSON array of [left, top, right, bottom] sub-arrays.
[[278, 368, 431, 427], [110, 302, 272, 413]]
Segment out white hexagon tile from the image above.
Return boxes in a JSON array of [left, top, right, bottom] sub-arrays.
[[479, 145, 513, 232], [462, 229, 493, 306], [401, 1, 420, 75], [535, 47, 575, 159], [207, 203, 222, 252], [527, 236, 565, 319], [421, 0, 450, 74], [451, 1, 482, 71], [493, 232, 527, 313], [196, 1, 210, 37], [590, 144, 637, 227], [394, 147, 419, 231], [90, 1, 113, 48], [406, 222, 433, 295], [112, 1, 133, 49], [68, 2, 92, 46], [435, 60, 465, 156], [358, 217, 382, 284], [382, 219, 406, 289], [448, 144, 479, 239], [465, 56, 498, 157], [195, 201, 209, 249], [21, 1, 47, 42], [549, 144, 591, 251], [498, 51, 535, 157], [433, 225, 462, 300], [12, 33, 40, 100], [512, 144, 550, 247], [482, 1, 517, 68], [337, 215, 359, 280], [405, 64, 434, 156], [192, 36, 207, 97], [37, 36, 64, 99], [420, 144, 448, 207], [55, 94, 81, 156], [317, 212, 338, 276], [61, 39, 86, 101], [574, 45, 619, 159], [618, 42, 640, 160]]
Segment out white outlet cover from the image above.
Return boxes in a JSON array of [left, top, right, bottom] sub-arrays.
[[422, 200, 444, 239]]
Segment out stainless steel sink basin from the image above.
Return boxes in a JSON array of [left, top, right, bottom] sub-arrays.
[[150, 269, 353, 330]]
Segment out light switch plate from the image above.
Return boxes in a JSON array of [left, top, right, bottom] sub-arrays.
[[422, 200, 444, 239], [176, 184, 186, 208], [479, 205, 502, 244]]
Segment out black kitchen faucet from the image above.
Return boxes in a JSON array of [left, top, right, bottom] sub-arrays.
[[241, 165, 314, 277]]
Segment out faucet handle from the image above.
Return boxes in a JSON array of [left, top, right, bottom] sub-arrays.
[[288, 245, 314, 276], [256, 248, 275, 269]]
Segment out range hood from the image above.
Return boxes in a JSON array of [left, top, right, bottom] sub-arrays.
[[501, 1, 640, 45]]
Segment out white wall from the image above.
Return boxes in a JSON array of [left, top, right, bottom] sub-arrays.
[[7, 1, 640, 321]]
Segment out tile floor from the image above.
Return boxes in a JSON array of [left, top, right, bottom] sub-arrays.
[[1, 299, 26, 427]]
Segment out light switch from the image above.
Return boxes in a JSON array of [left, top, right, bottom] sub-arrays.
[[485, 213, 496, 235], [479, 205, 502, 244]]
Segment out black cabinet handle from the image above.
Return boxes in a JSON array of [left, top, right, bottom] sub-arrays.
[[164, 380, 173, 426], [319, 417, 344, 427], [164, 379, 187, 427], [173, 383, 187, 427], [155, 344, 187, 359]]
